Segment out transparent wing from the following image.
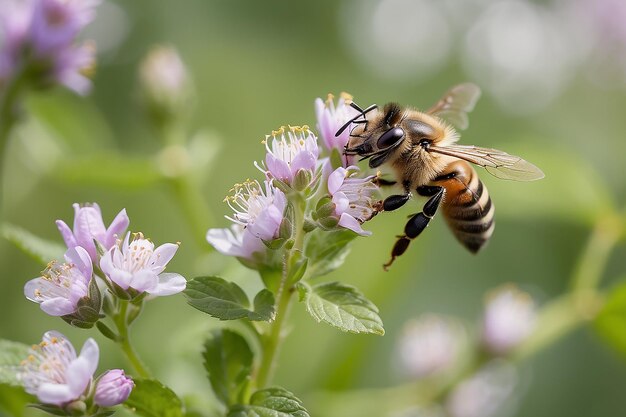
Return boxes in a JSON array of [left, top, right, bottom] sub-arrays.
[[426, 83, 482, 130], [429, 145, 545, 181]]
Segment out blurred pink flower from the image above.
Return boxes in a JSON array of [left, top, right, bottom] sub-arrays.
[[56, 203, 129, 262], [94, 369, 134, 407], [100, 232, 186, 297], [19, 331, 99, 406], [0, 0, 100, 93], [482, 285, 536, 354], [315, 93, 360, 167], [327, 166, 378, 236], [23, 247, 92, 316]]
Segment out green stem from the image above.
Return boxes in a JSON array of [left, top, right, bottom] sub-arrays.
[[0, 67, 27, 213], [255, 196, 306, 389], [113, 299, 151, 378]]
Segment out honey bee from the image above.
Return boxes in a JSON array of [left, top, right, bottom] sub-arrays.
[[337, 83, 544, 269]]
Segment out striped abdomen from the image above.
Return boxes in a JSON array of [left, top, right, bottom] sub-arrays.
[[431, 160, 495, 253]]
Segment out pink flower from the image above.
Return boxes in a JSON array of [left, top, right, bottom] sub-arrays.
[[100, 232, 186, 297], [19, 331, 99, 406], [206, 225, 266, 261], [94, 369, 134, 407], [56, 203, 129, 262], [0, 0, 100, 93], [482, 285, 536, 354], [315, 93, 360, 167], [260, 125, 319, 186], [23, 247, 92, 316], [327, 166, 378, 236]]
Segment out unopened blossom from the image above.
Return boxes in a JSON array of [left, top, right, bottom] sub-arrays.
[[24, 247, 92, 316], [139, 45, 191, 114], [94, 369, 134, 407], [315, 93, 360, 167], [100, 232, 186, 297], [259, 125, 319, 187], [326, 166, 378, 236], [18, 331, 99, 406], [0, 0, 100, 93], [56, 203, 129, 262], [482, 285, 536, 354], [397, 315, 463, 379], [446, 361, 518, 417]]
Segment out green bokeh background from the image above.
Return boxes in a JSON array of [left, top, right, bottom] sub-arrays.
[[2, 1, 626, 416]]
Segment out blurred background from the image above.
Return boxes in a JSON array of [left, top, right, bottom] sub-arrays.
[[2, 0, 626, 416]]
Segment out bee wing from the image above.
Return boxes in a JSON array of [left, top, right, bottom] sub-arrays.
[[429, 144, 545, 181], [426, 83, 481, 130]]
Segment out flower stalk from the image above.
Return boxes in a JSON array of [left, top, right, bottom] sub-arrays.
[[111, 298, 151, 379]]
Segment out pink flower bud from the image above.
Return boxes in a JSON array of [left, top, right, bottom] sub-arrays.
[[94, 369, 134, 407]]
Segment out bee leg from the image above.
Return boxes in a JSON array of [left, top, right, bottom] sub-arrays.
[[383, 186, 445, 270]]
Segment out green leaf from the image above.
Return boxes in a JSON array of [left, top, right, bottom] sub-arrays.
[[203, 329, 254, 406], [286, 251, 308, 284], [0, 340, 30, 385], [301, 282, 384, 335], [0, 384, 34, 417], [124, 379, 184, 417], [184, 277, 275, 321], [2, 223, 65, 265], [595, 280, 626, 358], [303, 229, 357, 278], [228, 387, 309, 417]]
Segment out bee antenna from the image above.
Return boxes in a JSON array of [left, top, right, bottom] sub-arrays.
[[335, 104, 378, 137]]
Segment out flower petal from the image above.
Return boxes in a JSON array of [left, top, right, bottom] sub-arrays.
[[149, 243, 179, 273], [36, 382, 75, 406], [55, 220, 77, 249], [66, 338, 99, 398], [104, 208, 129, 248], [265, 153, 293, 182], [127, 270, 158, 293], [148, 273, 186, 296], [64, 246, 92, 281], [206, 227, 245, 257], [338, 213, 371, 236], [328, 167, 347, 195], [40, 298, 76, 316]]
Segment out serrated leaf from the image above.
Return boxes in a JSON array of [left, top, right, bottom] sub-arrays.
[[0, 340, 31, 385], [0, 384, 35, 417], [303, 229, 356, 278], [203, 329, 254, 406], [2, 223, 65, 266], [228, 387, 309, 417], [124, 379, 183, 417], [301, 282, 384, 335], [185, 277, 275, 321], [595, 280, 626, 359]]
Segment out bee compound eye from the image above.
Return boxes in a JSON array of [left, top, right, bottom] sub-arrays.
[[377, 127, 404, 149]]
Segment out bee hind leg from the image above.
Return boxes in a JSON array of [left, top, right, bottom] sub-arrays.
[[382, 186, 445, 270]]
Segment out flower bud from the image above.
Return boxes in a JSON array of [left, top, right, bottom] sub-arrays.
[[482, 285, 536, 354], [94, 369, 134, 407]]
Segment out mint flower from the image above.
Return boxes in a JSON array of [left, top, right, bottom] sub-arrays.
[[56, 203, 129, 262], [482, 285, 536, 354], [206, 224, 266, 261], [315, 93, 360, 167], [224, 179, 287, 241], [18, 331, 99, 406], [94, 369, 134, 407], [261, 125, 319, 187], [100, 232, 186, 297], [326, 166, 378, 236], [24, 247, 92, 316], [0, 0, 100, 93]]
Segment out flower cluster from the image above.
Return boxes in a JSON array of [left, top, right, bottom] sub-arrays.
[[0, 0, 100, 94], [207, 111, 380, 269], [20, 203, 186, 411], [396, 285, 537, 417], [18, 331, 133, 410]]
